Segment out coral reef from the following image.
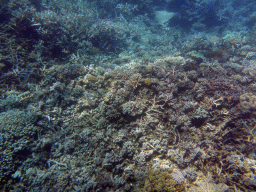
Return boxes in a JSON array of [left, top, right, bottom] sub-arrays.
[[0, 0, 256, 191], [2, 54, 255, 191]]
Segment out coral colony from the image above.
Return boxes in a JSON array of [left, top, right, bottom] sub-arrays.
[[1, 0, 256, 191]]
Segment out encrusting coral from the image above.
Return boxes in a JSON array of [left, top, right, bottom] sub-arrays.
[[141, 168, 185, 192], [239, 93, 256, 110]]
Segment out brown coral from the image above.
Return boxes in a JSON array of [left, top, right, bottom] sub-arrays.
[[141, 168, 185, 192], [239, 93, 256, 110]]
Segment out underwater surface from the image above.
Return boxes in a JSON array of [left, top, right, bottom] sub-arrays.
[[0, 0, 256, 191]]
